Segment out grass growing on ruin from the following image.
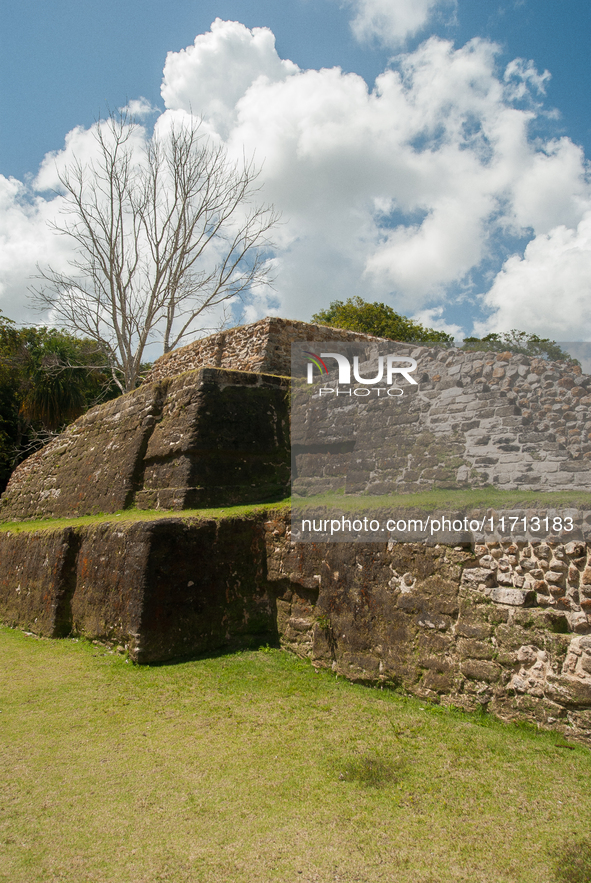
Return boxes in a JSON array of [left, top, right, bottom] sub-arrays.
[[294, 486, 591, 511], [1, 625, 591, 883], [0, 499, 291, 534], [4, 486, 588, 536]]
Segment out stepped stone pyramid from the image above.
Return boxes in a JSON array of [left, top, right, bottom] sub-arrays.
[[3, 315, 591, 522], [2, 318, 591, 744]]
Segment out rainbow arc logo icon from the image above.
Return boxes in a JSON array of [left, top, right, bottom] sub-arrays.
[[304, 351, 328, 383]]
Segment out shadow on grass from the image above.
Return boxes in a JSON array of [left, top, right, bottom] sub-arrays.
[[550, 836, 591, 883], [331, 753, 404, 788], [140, 634, 282, 667]]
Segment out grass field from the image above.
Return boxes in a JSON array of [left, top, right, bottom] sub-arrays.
[[2, 487, 589, 537], [1, 624, 591, 883]]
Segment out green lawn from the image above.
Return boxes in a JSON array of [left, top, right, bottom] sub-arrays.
[[1, 625, 590, 883], [2, 487, 589, 536]]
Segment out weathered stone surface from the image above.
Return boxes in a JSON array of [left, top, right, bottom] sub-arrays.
[[290, 337, 591, 498], [4, 318, 591, 524], [457, 638, 495, 660], [460, 658, 501, 683], [136, 369, 290, 510], [0, 368, 290, 521], [2, 316, 591, 744], [144, 317, 389, 384], [265, 524, 591, 741], [136, 517, 279, 662], [138, 317, 591, 500], [1, 516, 281, 663], [488, 587, 537, 606], [4, 515, 591, 740], [0, 384, 166, 520], [72, 523, 151, 651], [0, 528, 77, 636], [461, 567, 497, 589]]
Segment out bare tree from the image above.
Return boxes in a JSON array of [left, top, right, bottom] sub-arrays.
[[32, 111, 279, 392]]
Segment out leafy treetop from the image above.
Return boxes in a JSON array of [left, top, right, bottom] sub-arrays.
[[310, 299, 574, 362], [311, 297, 454, 345], [461, 331, 574, 362]]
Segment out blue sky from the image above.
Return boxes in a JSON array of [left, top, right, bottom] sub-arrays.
[[3, 0, 590, 178], [1, 0, 591, 341]]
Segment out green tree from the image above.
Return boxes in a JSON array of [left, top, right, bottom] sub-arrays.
[[461, 330, 573, 361], [0, 311, 122, 492], [311, 297, 454, 345], [0, 315, 20, 492]]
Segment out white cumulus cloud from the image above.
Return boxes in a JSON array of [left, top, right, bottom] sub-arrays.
[[161, 19, 298, 139], [120, 97, 159, 119], [0, 176, 73, 325], [510, 137, 590, 235], [477, 212, 591, 340], [347, 0, 456, 48]]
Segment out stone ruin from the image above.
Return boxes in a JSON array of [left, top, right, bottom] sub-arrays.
[[0, 318, 384, 522], [1, 317, 591, 744], [143, 316, 386, 383], [291, 340, 591, 496], [0, 368, 290, 520]]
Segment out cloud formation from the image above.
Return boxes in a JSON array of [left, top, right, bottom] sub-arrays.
[[159, 22, 590, 331], [347, 0, 455, 48], [2, 18, 590, 342], [0, 176, 72, 325], [161, 19, 298, 139], [478, 212, 591, 338]]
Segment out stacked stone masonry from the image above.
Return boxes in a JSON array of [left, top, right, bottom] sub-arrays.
[[2, 511, 591, 744], [144, 317, 390, 383], [293, 342, 591, 495], [0, 367, 290, 521], [5, 319, 591, 520], [2, 317, 591, 743], [269, 517, 591, 744]]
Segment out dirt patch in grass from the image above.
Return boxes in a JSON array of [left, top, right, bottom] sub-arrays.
[[330, 752, 404, 788]]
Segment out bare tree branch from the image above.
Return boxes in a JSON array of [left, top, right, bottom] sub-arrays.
[[31, 111, 278, 391]]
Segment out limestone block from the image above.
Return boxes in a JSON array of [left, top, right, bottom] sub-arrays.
[[460, 567, 497, 589], [460, 658, 501, 683], [457, 638, 495, 660]]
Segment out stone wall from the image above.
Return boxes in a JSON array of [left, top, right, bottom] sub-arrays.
[[293, 344, 591, 495], [5, 320, 589, 522], [143, 317, 390, 383], [3, 318, 591, 743], [2, 510, 591, 743], [0, 517, 278, 662], [0, 528, 78, 638], [0, 368, 290, 521], [269, 517, 591, 743]]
